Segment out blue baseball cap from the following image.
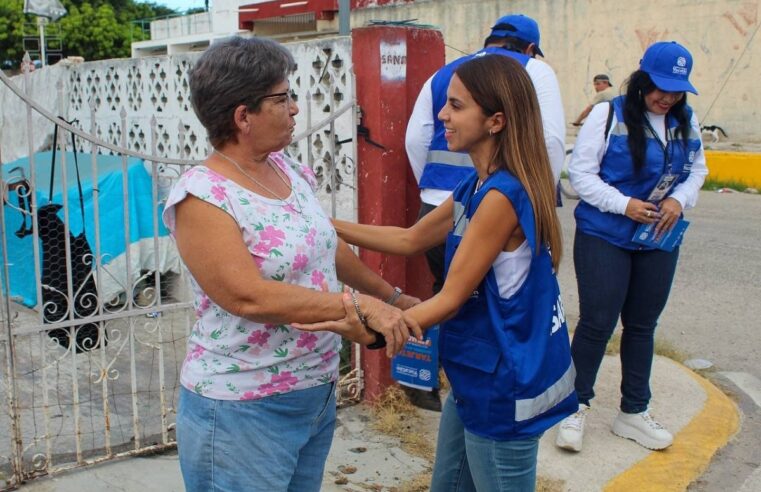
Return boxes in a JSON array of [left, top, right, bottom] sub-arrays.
[[490, 14, 544, 57], [639, 41, 698, 94]]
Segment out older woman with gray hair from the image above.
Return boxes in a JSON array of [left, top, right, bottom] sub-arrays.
[[162, 36, 421, 491]]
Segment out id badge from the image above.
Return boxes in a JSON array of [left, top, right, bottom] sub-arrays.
[[646, 173, 678, 203]]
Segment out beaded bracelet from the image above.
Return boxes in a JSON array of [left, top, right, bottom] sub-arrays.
[[350, 291, 386, 350], [349, 291, 368, 327]]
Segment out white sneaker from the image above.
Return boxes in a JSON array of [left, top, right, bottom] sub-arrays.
[[555, 404, 591, 452], [612, 409, 673, 450]]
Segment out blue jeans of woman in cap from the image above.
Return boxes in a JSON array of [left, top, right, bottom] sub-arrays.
[[430, 393, 541, 492], [177, 382, 336, 492], [571, 230, 680, 413]]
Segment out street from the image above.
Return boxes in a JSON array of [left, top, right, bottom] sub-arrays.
[[556, 186, 761, 491]]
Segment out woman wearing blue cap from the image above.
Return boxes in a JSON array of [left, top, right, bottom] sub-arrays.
[[556, 41, 708, 453]]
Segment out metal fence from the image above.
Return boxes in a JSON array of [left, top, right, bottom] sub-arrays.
[[0, 37, 359, 489]]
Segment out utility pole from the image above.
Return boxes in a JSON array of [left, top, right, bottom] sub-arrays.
[[23, 0, 67, 67], [339, 0, 350, 36], [37, 17, 47, 67]]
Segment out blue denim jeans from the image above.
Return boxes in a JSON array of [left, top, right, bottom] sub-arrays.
[[431, 394, 541, 492], [176, 382, 336, 492], [571, 230, 679, 413]]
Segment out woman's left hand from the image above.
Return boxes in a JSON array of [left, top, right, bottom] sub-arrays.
[[655, 197, 683, 236]]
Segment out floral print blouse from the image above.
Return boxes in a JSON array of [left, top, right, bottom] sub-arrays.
[[163, 152, 341, 400]]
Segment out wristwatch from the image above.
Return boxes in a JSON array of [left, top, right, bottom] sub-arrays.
[[385, 286, 403, 305]]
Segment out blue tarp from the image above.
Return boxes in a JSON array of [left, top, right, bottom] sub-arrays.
[[2, 151, 169, 307]]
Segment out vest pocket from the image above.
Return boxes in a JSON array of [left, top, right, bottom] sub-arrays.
[[440, 332, 500, 373], [440, 331, 502, 431]]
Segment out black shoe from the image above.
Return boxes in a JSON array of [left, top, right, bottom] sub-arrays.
[[401, 385, 442, 412]]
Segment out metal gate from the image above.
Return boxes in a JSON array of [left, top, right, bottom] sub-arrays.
[[0, 37, 359, 489]]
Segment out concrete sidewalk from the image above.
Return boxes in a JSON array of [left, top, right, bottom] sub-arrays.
[[17, 354, 738, 492]]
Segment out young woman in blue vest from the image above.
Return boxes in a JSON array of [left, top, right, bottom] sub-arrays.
[[556, 41, 707, 453], [297, 54, 577, 491]]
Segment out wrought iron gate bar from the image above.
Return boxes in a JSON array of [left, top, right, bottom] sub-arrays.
[[0, 36, 359, 490], [0, 304, 194, 339]]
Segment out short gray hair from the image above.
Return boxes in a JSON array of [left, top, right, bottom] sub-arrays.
[[189, 36, 296, 148]]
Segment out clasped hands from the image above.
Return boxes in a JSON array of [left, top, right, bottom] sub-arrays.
[[293, 288, 422, 358], [625, 197, 683, 237]]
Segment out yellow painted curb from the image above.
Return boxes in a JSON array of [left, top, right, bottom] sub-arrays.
[[604, 363, 740, 492], [705, 151, 761, 188]]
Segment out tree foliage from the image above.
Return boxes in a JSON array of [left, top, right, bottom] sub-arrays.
[[0, 0, 28, 66], [0, 0, 177, 67]]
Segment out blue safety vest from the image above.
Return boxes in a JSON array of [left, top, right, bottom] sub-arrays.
[[418, 48, 530, 192], [575, 96, 702, 249], [440, 170, 577, 440]]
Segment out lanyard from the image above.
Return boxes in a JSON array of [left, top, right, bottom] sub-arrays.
[[642, 115, 674, 175]]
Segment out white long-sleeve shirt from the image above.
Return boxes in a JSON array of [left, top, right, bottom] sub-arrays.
[[568, 102, 708, 214], [406, 57, 566, 206]]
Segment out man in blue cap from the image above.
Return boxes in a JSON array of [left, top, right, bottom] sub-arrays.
[[402, 13, 566, 411], [488, 13, 546, 56]]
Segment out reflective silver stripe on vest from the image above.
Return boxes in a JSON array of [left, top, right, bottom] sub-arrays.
[[515, 362, 576, 422], [610, 121, 628, 136], [666, 126, 701, 141], [612, 123, 700, 143], [427, 150, 473, 167], [453, 201, 468, 236]]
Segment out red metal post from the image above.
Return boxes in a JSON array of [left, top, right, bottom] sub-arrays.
[[351, 25, 444, 402], [403, 27, 445, 303]]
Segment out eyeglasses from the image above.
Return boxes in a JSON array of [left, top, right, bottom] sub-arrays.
[[255, 90, 295, 108]]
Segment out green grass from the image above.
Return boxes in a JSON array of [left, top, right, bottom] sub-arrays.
[[701, 178, 757, 192]]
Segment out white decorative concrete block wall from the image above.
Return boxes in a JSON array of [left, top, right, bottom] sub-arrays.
[[2, 36, 357, 221]]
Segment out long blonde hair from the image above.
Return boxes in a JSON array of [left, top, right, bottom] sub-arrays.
[[454, 55, 563, 270]]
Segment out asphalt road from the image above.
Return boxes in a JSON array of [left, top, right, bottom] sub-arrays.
[[556, 186, 761, 491]]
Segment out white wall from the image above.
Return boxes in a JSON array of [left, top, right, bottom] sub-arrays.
[[352, 0, 761, 142], [213, 0, 246, 34], [150, 12, 212, 40]]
